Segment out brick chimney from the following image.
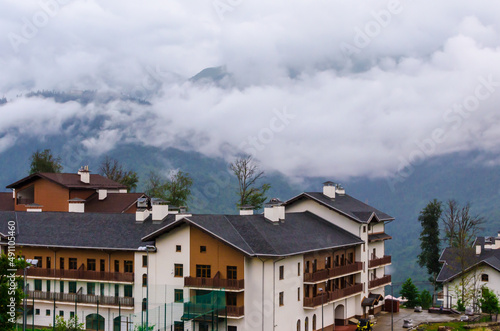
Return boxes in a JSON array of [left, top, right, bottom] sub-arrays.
[[78, 166, 90, 184]]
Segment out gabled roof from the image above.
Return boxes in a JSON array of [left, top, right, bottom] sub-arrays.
[[437, 244, 500, 283], [6, 173, 127, 190], [0, 211, 172, 250], [143, 211, 364, 257], [0, 192, 14, 211], [284, 192, 394, 223], [85, 192, 145, 213]]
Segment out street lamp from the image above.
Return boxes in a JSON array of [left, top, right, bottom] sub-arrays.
[[138, 245, 156, 330], [318, 287, 324, 331], [24, 259, 38, 331]]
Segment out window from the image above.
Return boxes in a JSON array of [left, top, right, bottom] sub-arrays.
[[297, 320, 301, 331], [226, 292, 237, 306], [326, 256, 331, 268], [69, 258, 77, 270], [114, 260, 120, 272], [279, 266, 284, 280], [34, 279, 42, 291], [313, 315, 316, 330], [305, 261, 310, 273], [87, 283, 95, 295], [305, 317, 309, 331], [312, 259, 317, 272], [482, 274, 489, 282], [46, 257, 51, 269], [142, 255, 148, 267], [59, 310, 64, 317], [298, 287, 301, 301], [142, 274, 148, 286], [298, 262, 301, 276], [70, 312, 75, 319], [227, 266, 237, 280], [35, 309, 40, 316], [200, 246, 207, 253], [35, 256, 42, 268], [60, 257, 64, 270], [124, 260, 133, 273], [115, 284, 119, 297], [228, 327, 237, 331], [174, 289, 183, 303], [69, 281, 76, 293], [46, 310, 51, 316], [142, 298, 147, 311], [279, 291, 284, 306], [60, 281, 64, 293], [87, 259, 96, 271], [100, 283, 105, 296], [176, 245, 181, 252], [46, 280, 51, 292], [100, 259, 105, 272], [124, 285, 133, 297], [196, 265, 211, 278], [174, 322, 184, 331], [174, 264, 183, 277], [363, 226, 366, 233], [348, 252, 354, 264]]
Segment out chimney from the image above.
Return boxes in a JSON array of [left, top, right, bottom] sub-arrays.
[[476, 244, 482, 255], [136, 208, 150, 222], [239, 205, 254, 216], [68, 198, 85, 213], [152, 198, 169, 221], [335, 183, 345, 195], [98, 189, 107, 200], [175, 208, 192, 221], [78, 165, 90, 184], [323, 181, 336, 199], [264, 198, 284, 223], [26, 203, 43, 212]]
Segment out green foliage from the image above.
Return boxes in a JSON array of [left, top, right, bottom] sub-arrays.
[[0, 254, 29, 331], [417, 199, 442, 293], [41, 315, 84, 331], [145, 170, 193, 207], [29, 149, 63, 174], [134, 325, 155, 331], [400, 278, 420, 308], [479, 287, 500, 318], [419, 289, 432, 309], [99, 156, 139, 192], [230, 155, 270, 210], [456, 298, 465, 312]]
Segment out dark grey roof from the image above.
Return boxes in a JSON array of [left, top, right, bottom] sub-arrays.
[[437, 243, 500, 282], [285, 192, 394, 223], [368, 232, 392, 242], [0, 211, 174, 250], [143, 211, 364, 257]]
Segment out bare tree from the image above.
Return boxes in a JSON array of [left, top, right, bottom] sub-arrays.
[[230, 155, 270, 210], [442, 200, 460, 247]]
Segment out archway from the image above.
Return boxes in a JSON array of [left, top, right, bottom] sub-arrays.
[[86, 313, 105, 331], [334, 304, 345, 326]]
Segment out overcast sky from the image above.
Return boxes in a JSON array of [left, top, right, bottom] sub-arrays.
[[1, 0, 500, 180]]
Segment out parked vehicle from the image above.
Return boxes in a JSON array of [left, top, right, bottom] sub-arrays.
[[356, 319, 374, 331]]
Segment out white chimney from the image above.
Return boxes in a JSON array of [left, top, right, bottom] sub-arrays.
[[239, 205, 254, 216], [323, 181, 336, 199], [136, 209, 150, 222], [68, 198, 85, 213], [175, 213, 192, 221], [78, 165, 90, 184], [264, 198, 285, 223], [12, 189, 15, 199], [152, 198, 169, 221], [26, 203, 42, 212], [335, 184, 345, 195], [98, 189, 107, 200], [476, 244, 482, 255]]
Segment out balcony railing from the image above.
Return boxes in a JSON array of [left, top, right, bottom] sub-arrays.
[[18, 268, 134, 282], [303, 283, 363, 308], [303, 262, 363, 283], [184, 277, 244, 291], [183, 302, 244, 318], [27, 290, 134, 307], [368, 255, 391, 268], [369, 275, 391, 289]]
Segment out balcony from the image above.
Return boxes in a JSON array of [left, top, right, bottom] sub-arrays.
[[368, 255, 391, 269], [18, 268, 134, 282], [27, 290, 134, 307], [369, 275, 391, 289], [184, 277, 244, 291], [303, 262, 363, 283], [183, 302, 244, 318], [303, 283, 363, 308]]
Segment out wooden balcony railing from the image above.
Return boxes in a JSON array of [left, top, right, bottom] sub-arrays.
[[369, 275, 391, 289], [303, 262, 363, 283], [303, 283, 363, 308], [18, 268, 134, 282], [368, 255, 391, 268], [28, 290, 134, 307], [184, 277, 244, 291], [183, 302, 244, 318]]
